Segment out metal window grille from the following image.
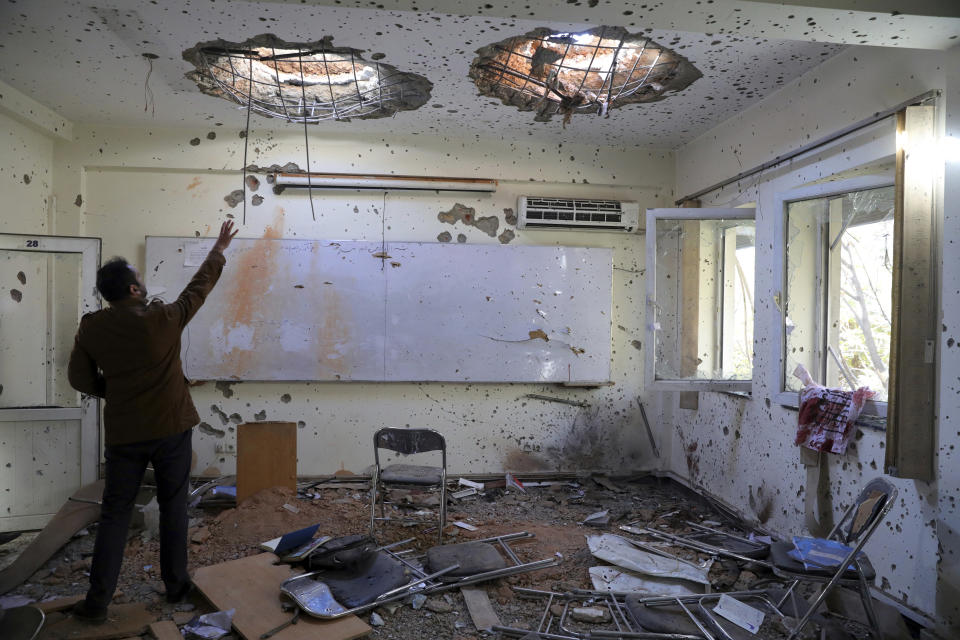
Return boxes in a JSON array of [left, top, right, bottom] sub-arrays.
[[469, 26, 701, 123]]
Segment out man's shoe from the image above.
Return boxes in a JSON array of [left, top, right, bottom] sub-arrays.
[[71, 600, 108, 624], [166, 582, 193, 604]]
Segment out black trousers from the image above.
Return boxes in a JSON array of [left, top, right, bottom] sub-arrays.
[[85, 428, 192, 609]]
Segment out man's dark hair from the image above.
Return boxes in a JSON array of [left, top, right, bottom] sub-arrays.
[[96, 257, 137, 302]]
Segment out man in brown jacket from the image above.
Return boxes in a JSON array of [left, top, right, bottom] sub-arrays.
[[67, 221, 238, 622]]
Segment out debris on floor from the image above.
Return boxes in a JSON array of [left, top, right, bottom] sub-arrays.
[[0, 474, 919, 640]]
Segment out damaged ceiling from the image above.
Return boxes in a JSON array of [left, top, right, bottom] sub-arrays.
[[0, 1, 957, 147]]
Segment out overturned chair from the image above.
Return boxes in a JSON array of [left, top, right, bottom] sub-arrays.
[[280, 532, 559, 620], [769, 476, 898, 639], [495, 587, 811, 640], [370, 427, 447, 543]]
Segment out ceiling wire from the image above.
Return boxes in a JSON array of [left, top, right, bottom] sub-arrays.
[[297, 49, 317, 221], [242, 56, 253, 226], [142, 54, 156, 116]]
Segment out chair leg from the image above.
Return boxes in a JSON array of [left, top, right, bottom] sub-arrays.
[[370, 471, 378, 541], [438, 482, 446, 546], [856, 565, 882, 638]]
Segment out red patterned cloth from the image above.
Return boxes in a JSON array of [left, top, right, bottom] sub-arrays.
[[795, 385, 874, 454]]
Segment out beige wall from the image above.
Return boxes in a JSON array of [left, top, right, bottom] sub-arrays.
[[672, 45, 960, 633], [49, 122, 672, 478]]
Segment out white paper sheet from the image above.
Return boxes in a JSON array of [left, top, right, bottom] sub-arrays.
[[587, 534, 712, 585], [183, 241, 215, 267], [588, 566, 703, 596]]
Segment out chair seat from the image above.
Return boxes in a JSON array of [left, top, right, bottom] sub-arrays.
[[0, 605, 44, 640], [425, 541, 506, 577], [323, 552, 411, 608], [690, 532, 770, 559], [770, 540, 876, 581], [626, 590, 812, 640], [380, 463, 443, 485], [626, 597, 755, 640]]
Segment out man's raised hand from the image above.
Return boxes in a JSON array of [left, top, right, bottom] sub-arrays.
[[212, 220, 239, 254]]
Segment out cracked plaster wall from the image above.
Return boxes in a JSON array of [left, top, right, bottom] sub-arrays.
[[38, 123, 671, 481], [670, 46, 960, 634], [0, 110, 53, 234]]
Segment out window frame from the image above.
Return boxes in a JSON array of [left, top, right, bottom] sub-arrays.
[[645, 207, 756, 393], [771, 174, 893, 418]]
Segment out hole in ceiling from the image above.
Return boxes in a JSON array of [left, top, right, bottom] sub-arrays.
[[469, 26, 702, 124], [183, 34, 433, 122]]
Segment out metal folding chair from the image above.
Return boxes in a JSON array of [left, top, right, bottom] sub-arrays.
[[769, 476, 898, 639], [280, 532, 560, 620], [370, 427, 447, 543], [619, 522, 771, 567], [494, 587, 807, 640]]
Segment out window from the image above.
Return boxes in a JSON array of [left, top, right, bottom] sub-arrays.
[[645, 208, 756, 392], [783, 185, 894, 404]]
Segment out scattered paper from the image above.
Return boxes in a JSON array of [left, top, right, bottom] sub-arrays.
[[714, 594, 764, 634], [581, 510, 610, 526], [458, 478, 484, 489], [282, 503, 300, 514], [453, 521, 478, 531], [183, 241, 215, 267], [505, 473, 526, 493], [451, 488, 478, 500], [183, 608, 235, 639], [0, 594, 35, 609], [589, 566, 701, 596], [587, 534, 711, 585]]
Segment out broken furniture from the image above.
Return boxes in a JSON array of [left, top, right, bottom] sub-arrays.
[[495, 587, 808, 640], [619, 521, 771, 566], [281, 532, 559, 620], [237, 422, 297, 503], [0, 479, 104, 595], [369, 427, 447, 543], [0, 604, 44, 640], [192, 552, 371, 640], [769, 476, 897, 640]]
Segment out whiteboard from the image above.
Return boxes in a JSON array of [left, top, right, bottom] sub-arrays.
[[145, 237, 612, 383]]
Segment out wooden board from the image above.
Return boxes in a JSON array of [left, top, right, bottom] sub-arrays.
[[461, 587, 500, 632], [236, 422, 296, 503], [36, 595, 85, 613], [148, 621, 181, 640], [38, 603, 154, 640], [192, 552, 369, 640], [0, 480, 104, 595]]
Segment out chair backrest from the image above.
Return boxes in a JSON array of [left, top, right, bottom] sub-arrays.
[[373, 428, 445, 465], [830, 477, 897, 545]]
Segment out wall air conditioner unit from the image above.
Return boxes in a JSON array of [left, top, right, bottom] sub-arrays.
[[517, 196, 640, 232]]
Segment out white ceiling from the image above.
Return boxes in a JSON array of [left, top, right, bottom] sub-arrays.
[[0, 0, 957, 148]]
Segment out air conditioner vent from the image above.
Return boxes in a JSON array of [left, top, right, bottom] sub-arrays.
[[518, 197, 639, 232]]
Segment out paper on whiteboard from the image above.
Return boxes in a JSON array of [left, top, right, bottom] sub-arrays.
[[713, 593, 764, 634], [183, 241, 215, 267]]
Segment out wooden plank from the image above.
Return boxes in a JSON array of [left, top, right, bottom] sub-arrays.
[[38, 603, 154, 640], [192, 552, 369, 640], [678, 199, 701, 411], [36, 595, 85, 613], [236, 422, 297, 503], [0, 480, 104, 595], [461, 587, 500, 632], [148, 621, 181, 640], [886, 106, 937, 481]]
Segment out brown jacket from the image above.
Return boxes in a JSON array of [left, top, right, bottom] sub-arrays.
[[68, 251, 226, 446]]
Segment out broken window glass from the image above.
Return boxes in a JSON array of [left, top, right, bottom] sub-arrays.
[[646, 209, 755, 391], [784, 186, 894, 401]]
